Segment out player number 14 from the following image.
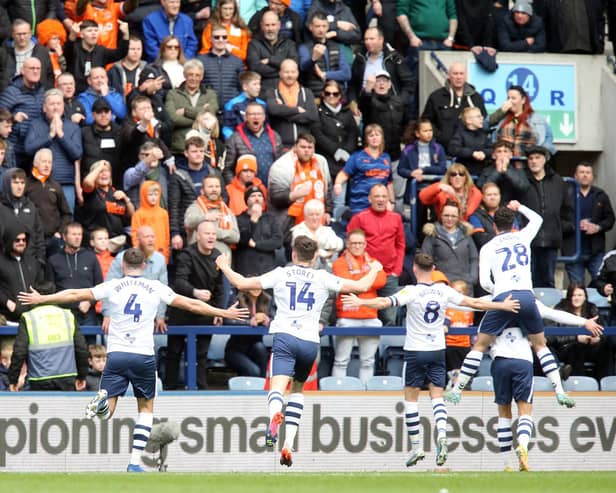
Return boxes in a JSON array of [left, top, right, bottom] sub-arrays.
[[285, 282, 316, 311]]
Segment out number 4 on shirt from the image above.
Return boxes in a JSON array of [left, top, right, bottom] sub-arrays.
[[123, 293, 143, 322]]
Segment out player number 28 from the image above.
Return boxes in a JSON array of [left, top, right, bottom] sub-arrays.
[[495, 243, 529, 272]]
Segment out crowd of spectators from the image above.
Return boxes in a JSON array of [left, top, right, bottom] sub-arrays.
[[0, 0, 615, 392]]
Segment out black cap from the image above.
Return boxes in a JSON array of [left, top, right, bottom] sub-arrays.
[[244, 184, 264, 203], [525, 145, 550, 159], [92, 97, 112, 113]]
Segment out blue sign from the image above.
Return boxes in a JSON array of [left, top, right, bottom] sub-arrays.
[[468, 62, 577, 142]]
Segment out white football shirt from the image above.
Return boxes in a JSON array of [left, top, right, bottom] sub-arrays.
[[260, 265, 343, 343], [479, 205, 543, 295], [390, 283, 464, 352], [92, 277, 176, 355]]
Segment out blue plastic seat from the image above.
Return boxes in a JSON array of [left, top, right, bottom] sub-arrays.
[[319, 376, 365, 391], [470, 376, 494, 391], [563, 376, 599, 391], [366, 375, 404, 391], [228, 376, 266, 391]]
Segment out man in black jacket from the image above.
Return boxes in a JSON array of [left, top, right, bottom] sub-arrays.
[[349, 26, 415, 111], [247, 10, 299, 93], [166, 220, 225, 390], [0, 225, 45, 323], [563, 162, 615, 286], [520, 146, 574, 288], [235, 185, 283, 276], [421, 61, 487, 151]]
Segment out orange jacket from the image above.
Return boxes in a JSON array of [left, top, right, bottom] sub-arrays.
[[445, 307, 473, 347], [130, 181, 170, 263], [332, 251, 387, 319], [226, 177, 267, 216], [200, 22, 250, 61]]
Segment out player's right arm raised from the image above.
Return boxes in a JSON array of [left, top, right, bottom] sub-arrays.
[[215, 254, 264, 291], [18, 287, 95, 305], [339, 260, 383, 293]]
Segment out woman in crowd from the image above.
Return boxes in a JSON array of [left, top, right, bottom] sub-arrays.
[[418, 163, 482, 222], [421, 201, 479, 294], [311, 80, 358, 180], [333, 124, 394, 217], [200, 0, 251, 61], [550, 282, 613, 380], [154, 35, 187, 89], [488, 84, 555, 157]]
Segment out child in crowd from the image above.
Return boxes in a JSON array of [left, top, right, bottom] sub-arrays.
[[448, 107, 493, 176], [86, 344, 107, 391], [222, 71, 266, 140], [0, 109, 16, 171], [398, 119, 448, 204], [434, 274, 474, 390], [0, 341, 12, 391], [131, 181, 170, 263]]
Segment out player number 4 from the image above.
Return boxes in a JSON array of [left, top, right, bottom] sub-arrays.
[[123, 293, 143, 322]]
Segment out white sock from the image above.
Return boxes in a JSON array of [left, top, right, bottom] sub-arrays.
[[129, 412, 153, 465], [455, 350, 484, 390], [283, 393, 304, 449], [536, 347, 564, 394], [431, 397, 447, 440], [517, 415, 533, 450], [405, 401, 420, 448], [267, 390, 284, 419]]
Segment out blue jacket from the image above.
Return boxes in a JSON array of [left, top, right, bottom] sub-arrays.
[[24, 117, 83, 185], [198, 51, 243, 109], [142, 8, 199, 61], [78, 88, 128, 126], [0, 76, 45, 155], [397, 139, 447, 203]]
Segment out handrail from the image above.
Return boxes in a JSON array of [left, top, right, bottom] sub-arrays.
[[2, 324, 614, 390]]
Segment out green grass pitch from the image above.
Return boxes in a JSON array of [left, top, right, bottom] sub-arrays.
[[1, 472, 615, 493]]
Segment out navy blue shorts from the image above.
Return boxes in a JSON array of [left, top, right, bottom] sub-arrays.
[[479, 290, 543, 336], [404, 349, 446, 389], [101, 351, 157, 400], [271, 332, 319, 382], [491, 357, 534, 405]]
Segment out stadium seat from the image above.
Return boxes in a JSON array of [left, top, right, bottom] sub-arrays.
[[366, 375, 404, 391], [600, 376, 616, 391], [319, 376, 365, 391], [533, 287, 564, 307], [533, 376, 553, 391], [207, 334, 230, 368], [470, 376, 494, 391], [477, 355, 493, 376], [228, 376, 266, 391], [563, 376, 599, 391], [586, 287, 611, 319], [379, 335, 405, 377]]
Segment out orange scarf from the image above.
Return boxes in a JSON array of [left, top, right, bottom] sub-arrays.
[[32, 167, 49, 183], [277, 81, 300, 108], [287, 157, 325, 224], [196, 195, 234, 229]]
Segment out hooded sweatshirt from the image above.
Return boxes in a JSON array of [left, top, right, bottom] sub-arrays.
[[130, 180, 170, 263], [0, 169, 46, 263], [0, 223, 45, 322]]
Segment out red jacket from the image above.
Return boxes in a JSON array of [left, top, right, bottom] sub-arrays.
[[347, 209, 405, 276]]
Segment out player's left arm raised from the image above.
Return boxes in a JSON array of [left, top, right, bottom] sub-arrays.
[[170, 295, 250, 321], [340, 293, 392, 310]]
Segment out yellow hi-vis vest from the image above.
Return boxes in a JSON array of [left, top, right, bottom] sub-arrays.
[[23, 305, 77, 381]]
